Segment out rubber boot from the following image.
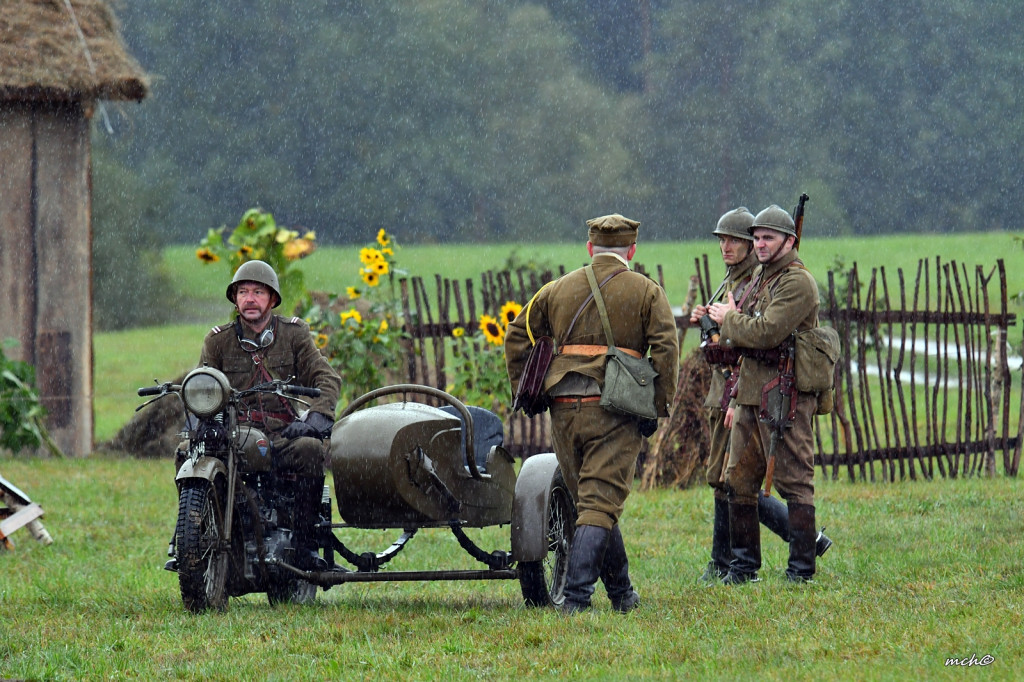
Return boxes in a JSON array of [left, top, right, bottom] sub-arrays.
[[292, 474, 328, 571], [600, 525, 639, 613], [785, 502, 817, 582], [721, 502, 761, 585], [699, 497, 732, 583], [759, 491, 833, 557], [560, 525, 610, 614]]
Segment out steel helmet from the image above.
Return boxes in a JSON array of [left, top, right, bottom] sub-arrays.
[[751, 204, 796, 238], [226, 260, 282, 307], [713, 207, 755, 241]]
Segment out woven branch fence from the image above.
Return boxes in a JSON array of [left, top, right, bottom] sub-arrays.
[[395, 256, 1023, 483]]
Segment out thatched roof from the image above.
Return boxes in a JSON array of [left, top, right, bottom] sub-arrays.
[[0, 0, 148, 103]]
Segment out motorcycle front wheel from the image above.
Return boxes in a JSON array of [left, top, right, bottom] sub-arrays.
[[176, 478, 230, 613]]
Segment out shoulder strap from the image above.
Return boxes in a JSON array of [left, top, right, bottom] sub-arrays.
[[584, 265, 617, 349], [567, 266, 627, 346]]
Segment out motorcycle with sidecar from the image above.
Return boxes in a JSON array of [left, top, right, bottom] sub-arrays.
[[141, 370, 573, 613]]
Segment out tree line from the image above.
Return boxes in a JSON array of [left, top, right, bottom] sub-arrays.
[[93, 0, 1023, 325]]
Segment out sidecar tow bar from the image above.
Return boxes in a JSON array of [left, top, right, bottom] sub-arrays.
[[273, 560, 519, 585]]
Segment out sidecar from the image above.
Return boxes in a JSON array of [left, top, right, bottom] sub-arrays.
[[296, 384, 574, 607]]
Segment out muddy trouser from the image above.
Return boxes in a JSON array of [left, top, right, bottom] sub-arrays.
[[705, 407, 729, 501], [549, 401, 643, 530], [723, 394, 817, 506]]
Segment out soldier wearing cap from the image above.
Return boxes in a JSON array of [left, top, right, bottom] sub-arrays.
[[707, 205, 825, 584], [505, 214, 678, 613], [691, 208, 832, 583], [168, 260, 341, 572]]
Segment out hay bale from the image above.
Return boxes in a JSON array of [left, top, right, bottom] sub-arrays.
[[640, 349, 712, 490], [100, 374, 186, 458]]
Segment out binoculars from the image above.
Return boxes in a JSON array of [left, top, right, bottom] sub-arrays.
[[699, 314, 721, 345]]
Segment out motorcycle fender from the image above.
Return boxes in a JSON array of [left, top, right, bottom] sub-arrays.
[[511, 452, 560, 563], [175, 456, 227, 484]]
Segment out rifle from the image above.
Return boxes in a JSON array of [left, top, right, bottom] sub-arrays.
[[758, 335, 797, 497], [792, 193, 809, 249]]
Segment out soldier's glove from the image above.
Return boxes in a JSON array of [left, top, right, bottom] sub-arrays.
[[282, 411, 334, 440], [637, 418, 659, 438]]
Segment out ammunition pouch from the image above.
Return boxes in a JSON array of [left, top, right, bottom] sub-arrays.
[[701, 342, 741, 367]]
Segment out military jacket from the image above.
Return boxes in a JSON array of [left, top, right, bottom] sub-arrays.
[[505, 253, 679, 417], [719, 249, 819, 406], [703, 250, 758, 409], [199, 314, 341, 420]]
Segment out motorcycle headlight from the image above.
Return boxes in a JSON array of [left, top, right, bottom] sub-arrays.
[[181, 367, 231, 417]]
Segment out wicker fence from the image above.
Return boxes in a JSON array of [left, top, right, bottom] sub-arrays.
[[395, 256, 1022, 480]]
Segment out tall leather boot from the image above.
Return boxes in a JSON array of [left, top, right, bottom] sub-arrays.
[[560, 525, 610, 614], [721, 502, 761, 585], [785, 502, 817, 582], [600, 525, 639, 613], [759, 491, 833, 557], [700, 497, 732, 582], [292, 474, 327, 571]]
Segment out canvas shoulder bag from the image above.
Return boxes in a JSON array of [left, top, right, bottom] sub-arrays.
[[584, 265, 659, 420]]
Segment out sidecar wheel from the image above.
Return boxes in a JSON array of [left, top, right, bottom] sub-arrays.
[[267, 578, 317, 606], [176, 479, 230, 613], [519, 472, 574, 607]]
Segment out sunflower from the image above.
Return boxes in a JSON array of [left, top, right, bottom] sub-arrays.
[[479, 314, 504, 345], [499, 301, 523, 328], [377, 228, 391, 247], [346, 286, 361, 300], [372, 259, 389, 275], [196, 248, 219, 263], [452, 327, 465, 338], [340, 308, 363, 325], [381, 247, 394, 256], [238, 245, 253, 256], [360, 247, 384, 265], [361, 269, 380, 287], [378, 319, 389, 333], [282, 237, 315, 261], [315, 333, 329, 349]]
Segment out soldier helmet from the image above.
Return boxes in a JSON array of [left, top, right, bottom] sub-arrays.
[[751, 204, 797, 238], [226, 260, 281, 308], [713, 207, 755, 241]]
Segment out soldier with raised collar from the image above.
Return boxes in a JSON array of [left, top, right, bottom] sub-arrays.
[[707, 205, 824, 584], [505, 214, 678, 613], [691, 208, 833, 583]]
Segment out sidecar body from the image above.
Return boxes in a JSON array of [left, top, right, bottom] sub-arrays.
[[304, 384, 573, 606]]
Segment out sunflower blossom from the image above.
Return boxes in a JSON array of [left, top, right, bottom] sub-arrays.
[[499, 301, 523, 328], [340, 308, 363, 325], [377, 228, 391, 247], [479, 315, 505, 345], [196, 248, 220, 263]]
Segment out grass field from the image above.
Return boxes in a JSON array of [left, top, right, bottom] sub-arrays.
[[1, 455, 1021, 680]]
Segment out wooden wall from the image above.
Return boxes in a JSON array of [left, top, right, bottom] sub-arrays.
[[0, 101, 93, 456]]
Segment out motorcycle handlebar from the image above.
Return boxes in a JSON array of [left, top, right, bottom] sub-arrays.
[[284, 385, 321, 398], [138, 386, 164, 397]]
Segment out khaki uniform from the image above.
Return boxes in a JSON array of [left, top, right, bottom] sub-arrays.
[[702, 250, 758, 498], [505, 253, 678, 528], [720, 249, 819, 505], [198, 315, 342, 475]]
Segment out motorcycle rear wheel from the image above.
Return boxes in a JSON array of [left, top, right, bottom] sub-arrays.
[[176, 478, 230, 613]]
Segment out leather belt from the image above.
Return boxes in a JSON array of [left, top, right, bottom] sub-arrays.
[[560, 344, 642, 359], [552, 395, 602, 404]]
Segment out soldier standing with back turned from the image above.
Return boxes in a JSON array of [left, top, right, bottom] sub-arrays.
[[505, 214, 678, 613], [707, 204, 826, 584], [691, 208, 832, 583]]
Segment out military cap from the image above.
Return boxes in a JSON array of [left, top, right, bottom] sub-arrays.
[[586, 213, 640, 247]]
